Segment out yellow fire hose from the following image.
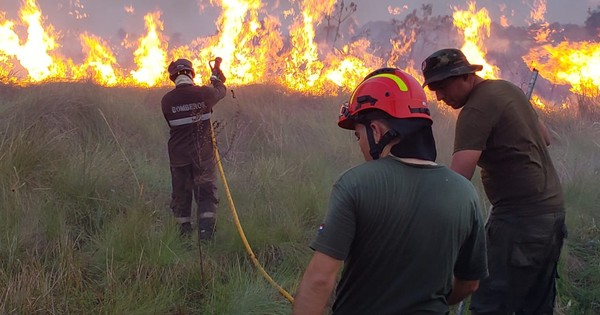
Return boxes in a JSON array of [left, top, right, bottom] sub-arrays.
[[210, 124, 295, 304]]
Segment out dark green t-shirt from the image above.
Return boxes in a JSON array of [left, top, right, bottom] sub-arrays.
[[311, 157, 487, 314], [454, 80, 564, 214]]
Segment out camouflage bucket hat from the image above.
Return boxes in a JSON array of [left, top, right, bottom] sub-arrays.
[[421, 48, 483, 87]]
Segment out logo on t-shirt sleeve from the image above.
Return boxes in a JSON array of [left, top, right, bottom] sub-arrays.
[[317, 223, 325, 235]]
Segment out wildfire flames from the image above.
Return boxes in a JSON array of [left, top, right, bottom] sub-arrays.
[[0, 0, 598, 104], [523, 41, 600, 95], [453, 2, 499, 80]]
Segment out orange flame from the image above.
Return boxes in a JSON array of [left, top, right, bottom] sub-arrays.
[[528, 0, 551, 43], [76, 33, 121, 86], [324, 39, 378, 91], [452, 1, 499, 80], [0, 0, 595, 109], [130, 12, 168, 87], [524, 41, 600, 95], [498, 4, 510, 28], [199, 0, 267, 85], [529, 0, 547, 24], [281, 0, 335, 93], [530, 95, 546, 110], [388, 27, 417, 68], [0, 0, 447, 93], [0, 0, 64, 82]]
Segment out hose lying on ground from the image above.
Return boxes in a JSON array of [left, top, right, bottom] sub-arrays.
[[210, 124, 295, 304]]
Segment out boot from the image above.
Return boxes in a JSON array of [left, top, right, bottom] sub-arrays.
[[179, 222, 193, 238], [198, 218, 215, 241]]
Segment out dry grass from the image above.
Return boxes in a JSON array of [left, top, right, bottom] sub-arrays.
[[0, 82, 598, 314]]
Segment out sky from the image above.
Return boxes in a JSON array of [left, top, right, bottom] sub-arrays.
[[356, 0, 600, 25], [1, 0, 599, 42]]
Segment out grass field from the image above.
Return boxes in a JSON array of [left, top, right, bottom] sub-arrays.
[[0, 82, 598, 314]]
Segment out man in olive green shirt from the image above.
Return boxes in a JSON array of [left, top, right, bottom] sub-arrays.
[[421, 48, 566, 314]]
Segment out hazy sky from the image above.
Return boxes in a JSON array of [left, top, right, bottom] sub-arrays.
[[356, 0, 600, 25], [2, 0, 599, 42]]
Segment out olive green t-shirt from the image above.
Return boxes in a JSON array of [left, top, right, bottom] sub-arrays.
[[454, 80, 564, 214], [311, 157, 487, 314]]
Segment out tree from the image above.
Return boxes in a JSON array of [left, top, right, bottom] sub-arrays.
[[325, 1, 358, 47], [387, 4, 433, 66]]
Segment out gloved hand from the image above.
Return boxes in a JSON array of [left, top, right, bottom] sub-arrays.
[[210, 70, 226, 83]]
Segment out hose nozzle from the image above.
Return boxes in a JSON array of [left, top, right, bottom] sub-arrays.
[[209, 57, 222, 72]]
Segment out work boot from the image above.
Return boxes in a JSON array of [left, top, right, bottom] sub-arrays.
[[198, 218, 215, 241], [179, 222, 193, 238]]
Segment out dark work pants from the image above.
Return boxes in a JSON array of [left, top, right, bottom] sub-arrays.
[[169, 156, 218, 232], [470, 211, 566, 315]]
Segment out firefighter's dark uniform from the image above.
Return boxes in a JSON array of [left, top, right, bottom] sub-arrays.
[[161, 77, 226, 240]]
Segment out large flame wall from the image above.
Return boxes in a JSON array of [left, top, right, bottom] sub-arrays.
[[1, 0, 598, 102]]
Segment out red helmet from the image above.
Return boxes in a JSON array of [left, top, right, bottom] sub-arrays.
[[338, 68, 431, 130]]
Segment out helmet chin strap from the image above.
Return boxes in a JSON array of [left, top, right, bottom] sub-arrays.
[[364, 123, 399, 160]]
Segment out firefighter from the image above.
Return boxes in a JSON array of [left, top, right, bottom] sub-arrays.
[[161, 58, 226, 241], [293, 68, 488, 314], [421, 48, 566, 314]]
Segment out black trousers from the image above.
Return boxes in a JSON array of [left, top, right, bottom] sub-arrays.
[[470, 211, 566, 315], [169, 157, 218, 228]]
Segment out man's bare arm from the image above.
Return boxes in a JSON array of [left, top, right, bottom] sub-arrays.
[[293, 251, 342, 315], [450, 150, 482, 180], [447, 277, 480, 305]]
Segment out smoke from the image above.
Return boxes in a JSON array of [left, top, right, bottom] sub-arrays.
[[10, 0, 597, 48], [21, 0, 598, 41], [19, 0, 220, 43], [350, 4, 599, 104]]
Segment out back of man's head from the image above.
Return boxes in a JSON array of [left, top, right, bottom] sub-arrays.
[[338, 68, 437, 161], [167, 58, 195, 82]]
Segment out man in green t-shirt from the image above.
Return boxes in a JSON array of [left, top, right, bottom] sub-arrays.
[[421, 48, 567, 314], [293, 68, 488, 315]]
